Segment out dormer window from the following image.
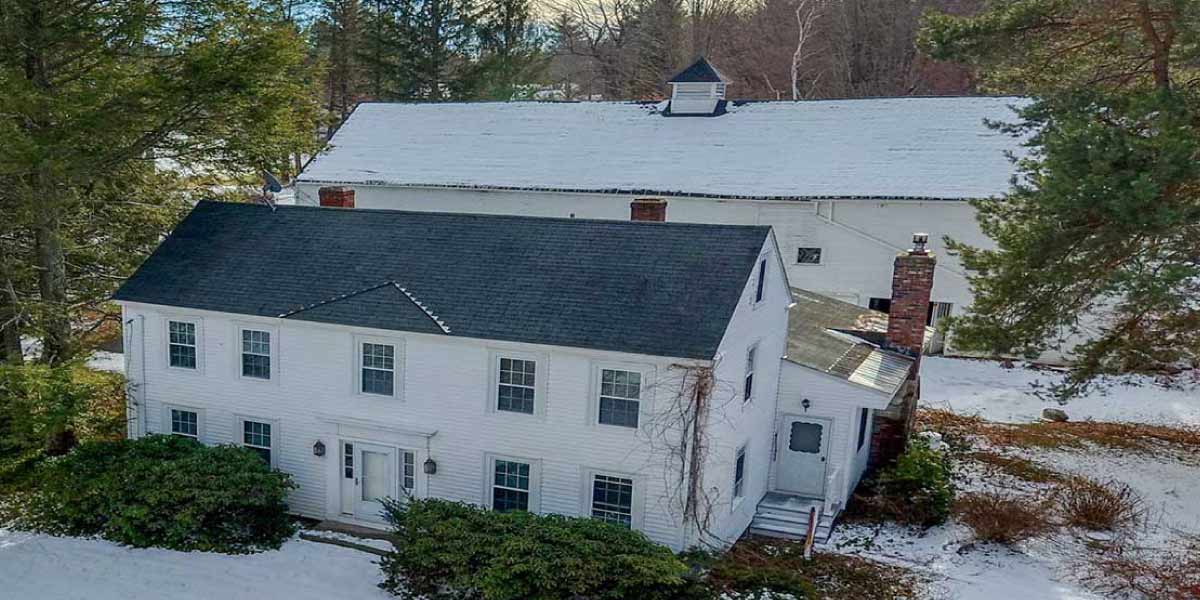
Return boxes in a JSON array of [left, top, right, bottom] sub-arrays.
[[666, 57, 730, 117]]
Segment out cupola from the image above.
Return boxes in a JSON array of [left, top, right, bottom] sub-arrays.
[[666, 57, 730, 116]]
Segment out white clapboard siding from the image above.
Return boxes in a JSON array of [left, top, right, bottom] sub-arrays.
[[119, 237, 789, 551]]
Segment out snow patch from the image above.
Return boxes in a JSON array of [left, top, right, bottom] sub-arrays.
[[920, 357, 1200, 426]]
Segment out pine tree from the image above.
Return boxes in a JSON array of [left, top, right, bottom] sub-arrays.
[[475, 0, 548, 99], [0, 0, 321, 364], [919, 1, 1200, 391], [397, 0, 479, 100]]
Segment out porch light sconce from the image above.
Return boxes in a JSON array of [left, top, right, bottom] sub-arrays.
[[423, 457, 437, 475], [312, 440, 326, 457], [801, 398, 811, 412]]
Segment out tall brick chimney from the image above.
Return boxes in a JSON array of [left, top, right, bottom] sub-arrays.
[[630, 198, 667, 222], [319, 186, 355, 208], [885, 233, 936, 364]]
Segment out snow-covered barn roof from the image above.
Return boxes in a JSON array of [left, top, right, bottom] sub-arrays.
[[297, 97, 1028, 201]]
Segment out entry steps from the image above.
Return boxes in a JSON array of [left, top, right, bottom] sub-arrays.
[[749, 492, 836, 543]]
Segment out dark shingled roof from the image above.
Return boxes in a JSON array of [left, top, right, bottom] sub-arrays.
[[668, 57, 729, 83], [114, 201, 772, 360], [785, 288, 915, 396]]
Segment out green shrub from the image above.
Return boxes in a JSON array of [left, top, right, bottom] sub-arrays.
[[849, 438, 955, 526], [379, 498, 690, 600], [0, 363, 125, 455], [20, 435, 295, 552]]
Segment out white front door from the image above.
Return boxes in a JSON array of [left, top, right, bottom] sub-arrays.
[[776, 415, 831, 498], [341, 441, 397, 522]]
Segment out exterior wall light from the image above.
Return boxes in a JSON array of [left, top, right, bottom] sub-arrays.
[[423, 457, 437, 475], [801, 398, 811, 412], [313, 440, 326, 457]]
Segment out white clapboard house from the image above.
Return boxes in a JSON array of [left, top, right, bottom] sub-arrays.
[[292, 57, 1026, 357], [113, 200, 935, 548]]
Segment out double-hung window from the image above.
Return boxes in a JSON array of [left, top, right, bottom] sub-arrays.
[[598, 369, 641, 428], [361, 342, 395, 396], [241, 329, 271, 379], [497, 357, 536, 414], [242, 420, 273, 465], [168, 320, 197, 369], [591, 474, 634, 528], [491, 459, 531, 512], [170, 408, 199, 439], [744, 345, 757, 402]]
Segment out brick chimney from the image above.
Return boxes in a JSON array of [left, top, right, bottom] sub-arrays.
[[870, 232, 937, 467], [318, 186, 355, 208], [630, 198, 667, 222], [885, 233, 936, 362]]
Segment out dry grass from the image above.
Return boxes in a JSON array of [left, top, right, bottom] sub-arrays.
[[1085, 539, 1200, 599], [1055, 477, 1144, 531], [968, 451, 1068, 484], [917, 409, 1200, 455], [706, 536, 921, 600], [954, 491, 1055, 545]]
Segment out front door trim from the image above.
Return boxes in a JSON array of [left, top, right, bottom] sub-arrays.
[[775, 414, 832, 498]]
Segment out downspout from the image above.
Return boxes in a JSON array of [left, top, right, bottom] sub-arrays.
[[123, 314, 146, 439]]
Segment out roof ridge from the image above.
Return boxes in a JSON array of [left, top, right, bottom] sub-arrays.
[[278, 280, 451, 334], [278, 281, 396, 318], [390, 282, 451, 334]]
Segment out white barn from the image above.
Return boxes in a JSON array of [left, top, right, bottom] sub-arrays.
[[293, 75, 1029, 356], [114, 201, 934, 549]]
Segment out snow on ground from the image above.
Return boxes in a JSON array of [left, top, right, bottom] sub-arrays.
[[0, 530, 391, 600], [85, 351, 125, 374], [921, 356, 1200, 426], [828, 356, 1200, 599], [829, 523, 1105, 600]]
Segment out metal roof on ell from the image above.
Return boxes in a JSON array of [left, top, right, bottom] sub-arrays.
[[113, 201, 772, 360], [785, 288, 914, 397]]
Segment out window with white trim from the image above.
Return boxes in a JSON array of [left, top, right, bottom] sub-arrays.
[[170, 408, 199, 439], [491, 459, 531, 512], [743, 345, 757, 402], [241, 329, 271, 379], [598, 369, 641, 428], [733, 446, 746, 499], [242, 420, 273, 465], [401, 450, 416, 492], [754, 258, 767, 303], [361, 342, 395, 396], [591, 474, 634, 528], [168, 320, 197, 369], [497, 357, 536, 414], [343, 442, 354, 479]]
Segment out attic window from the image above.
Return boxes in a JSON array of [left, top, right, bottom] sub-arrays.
[[797, 247, 822, 265]]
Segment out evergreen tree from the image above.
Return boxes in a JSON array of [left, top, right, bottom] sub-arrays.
[[0, 0, 321, 364], [475, 0, 549, 99], [919, 1, 1200, 391], [398, 0, 479, 99], [318, 0, 364, 125]]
